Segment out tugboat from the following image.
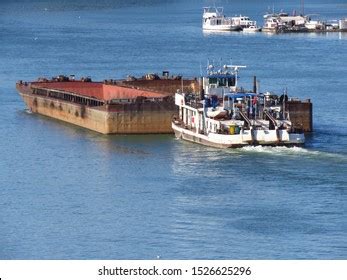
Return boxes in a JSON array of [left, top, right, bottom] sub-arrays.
[[172, 63, 305, 148]]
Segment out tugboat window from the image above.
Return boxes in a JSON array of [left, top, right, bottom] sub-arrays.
[[209, 77, 217, 84], [219, 78, 227, 86], [228, 77, 236, 86]]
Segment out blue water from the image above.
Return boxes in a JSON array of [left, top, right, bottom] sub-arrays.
[[0, 0, 346, 259]]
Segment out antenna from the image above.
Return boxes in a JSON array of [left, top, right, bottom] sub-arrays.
[[181, 76, 184, 93], [283, 87, 288, 119], [256, 79, 260, 94]]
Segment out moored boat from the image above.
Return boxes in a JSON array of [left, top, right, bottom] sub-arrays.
[[231, 15, 261, 31], [202, 7, 241, 31], [242, 24, 261, 32], [231, 15, 254, 28], [305, 15, 325, 30], [262, 16, 282, 32]]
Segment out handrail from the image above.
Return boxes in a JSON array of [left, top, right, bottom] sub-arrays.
[[264, 110, 281, 142], [264, 110, 278, 128], [239, 111, 252, 128]]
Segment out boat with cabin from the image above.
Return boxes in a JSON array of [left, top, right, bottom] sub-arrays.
[[230, 15, 261, 32], [172, 63, 305, 148], [262, 16, 282, 32], [202, 7, 241, 31], [262, 9, 307, 33], [242, 24, 261, 32], [231, 15, 253, 28], [305, 15, 325, 30]]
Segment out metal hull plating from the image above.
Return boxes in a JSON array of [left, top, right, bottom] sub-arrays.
[[19, 91, 176, 134]]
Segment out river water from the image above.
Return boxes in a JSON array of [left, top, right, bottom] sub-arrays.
[[0, 0, 346, 259]]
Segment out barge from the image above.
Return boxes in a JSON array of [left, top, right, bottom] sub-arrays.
[[16, 70, 312, 136], [16, 74, 198, 134]]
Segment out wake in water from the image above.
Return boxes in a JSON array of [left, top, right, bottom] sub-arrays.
[[235, 145, 347, 161]]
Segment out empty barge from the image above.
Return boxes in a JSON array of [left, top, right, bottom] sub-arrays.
[[16, 74, 198, 134]]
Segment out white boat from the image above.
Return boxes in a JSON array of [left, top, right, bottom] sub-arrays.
[[262, 9, 309, 32], [243, 24, 261, 32], [304, 15, 325, 30], [325, 21, 339, 30], [230, 15, 261, 32], [202, 7, 241, 31], [262, 16, 281, 32], [305, 20, 325, 30], [172, 63, 305, 148], [339, 19, 347, 30], [231, 15, 255, 28]]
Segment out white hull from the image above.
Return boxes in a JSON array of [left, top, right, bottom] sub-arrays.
[[203, 24, 241, 31], [203, 25, 233, 31], [305, 22, 318, 30], [172, 122, 304, 149], [262, 27, 278, 32], [243, 27, 261, 32]]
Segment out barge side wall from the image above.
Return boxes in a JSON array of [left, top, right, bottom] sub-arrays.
[[20, 93, 176, 134], [287, 100, 313, 132]]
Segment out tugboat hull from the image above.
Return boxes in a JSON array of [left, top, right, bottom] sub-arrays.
[[172, 122, 305, 149]]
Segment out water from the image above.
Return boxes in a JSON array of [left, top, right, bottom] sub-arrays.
[[0, 0, 346, 259]]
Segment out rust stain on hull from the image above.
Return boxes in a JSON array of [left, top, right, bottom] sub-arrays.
[[286, 100, 313, 133], [19, 92, 177, 134], [16, 78, 191, 134]]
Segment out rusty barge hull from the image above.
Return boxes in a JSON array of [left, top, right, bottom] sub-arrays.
[[18, 91, 176, 134], [16, 78, 197, 134], [286, 100, 313, 133]]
